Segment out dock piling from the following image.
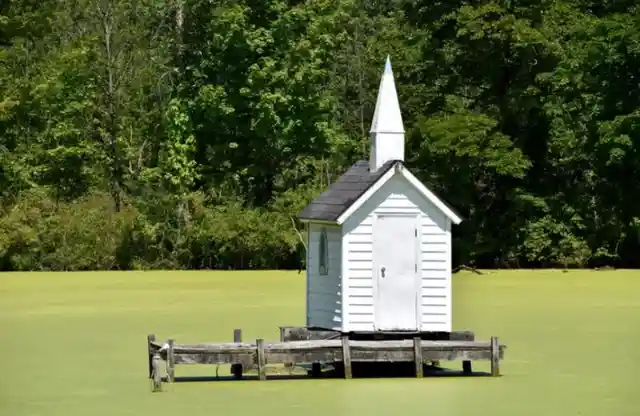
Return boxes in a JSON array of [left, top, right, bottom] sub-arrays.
[[490, 336, 500, 376], [167, 339, 175, 382], [413, 337, 423, 378], [256, 339, 267, 380], [231, 329, 243, 379], [147, 334, 156, 379], [341, 335, 352, 379]]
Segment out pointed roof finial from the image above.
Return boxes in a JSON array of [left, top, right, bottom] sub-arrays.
[[384, 55, 392, 74], [370, 56, 404, 134]]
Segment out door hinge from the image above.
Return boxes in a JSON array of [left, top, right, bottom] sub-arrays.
[[415, 264, 417, 272], [414, 228, 417, 237]]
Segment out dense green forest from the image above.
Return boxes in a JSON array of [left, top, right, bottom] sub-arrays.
[[1, 0, 639, 271]]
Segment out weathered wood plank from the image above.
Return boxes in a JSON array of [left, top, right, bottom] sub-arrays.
[[280, 326, 341, 342], [175, 352, 254, 365], [279, 327, 476, 342], [491, 336, 500, 376], [341, 335, 352, 379], [165, 343, 505, 365], [413, 337, 423, 378], [165, 339, 495, 352], [151, 333, 479, 354], [166, 343, 257, 354], [171, 347, 502, 366], [152, 339, 493, 354]]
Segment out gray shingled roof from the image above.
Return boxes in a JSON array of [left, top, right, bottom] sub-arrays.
[[297, 159, 399, 222], [297, 159, 464, 224]]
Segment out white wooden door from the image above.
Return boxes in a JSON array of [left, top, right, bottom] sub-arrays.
[[373, 214, 419, 331]]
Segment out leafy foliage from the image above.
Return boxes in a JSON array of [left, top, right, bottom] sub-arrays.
[[1, 0, 639, 270]]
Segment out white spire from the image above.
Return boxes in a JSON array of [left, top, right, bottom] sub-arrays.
[[369, 56, 405, 172]]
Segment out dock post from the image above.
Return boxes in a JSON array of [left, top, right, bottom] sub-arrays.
[[279, 327, 294, 371], [231, 329, 243, 379], [147, 334, 156, 379], [413, 337, 423, 378], [151, 352, 163, 392], [256, 339, 267, 380], [490, 336, 500, 376], [341, 335, 352, 379], [167, 339, 175, 382]]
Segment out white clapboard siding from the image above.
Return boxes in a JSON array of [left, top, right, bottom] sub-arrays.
[[420, 206, 451, 331], [306, 224, 342, 330], [341, 175, 453, 332], [342, 221, 374, 330]]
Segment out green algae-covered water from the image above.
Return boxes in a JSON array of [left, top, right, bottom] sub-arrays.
[[1, 269, 638, 416]]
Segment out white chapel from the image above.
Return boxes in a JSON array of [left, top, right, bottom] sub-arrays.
[[297, 56, 463, 333]]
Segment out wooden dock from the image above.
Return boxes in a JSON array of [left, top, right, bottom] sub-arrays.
[[147, 328, 506, 390]]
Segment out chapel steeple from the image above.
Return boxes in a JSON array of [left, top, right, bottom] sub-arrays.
[[369, 56, 405, 172]]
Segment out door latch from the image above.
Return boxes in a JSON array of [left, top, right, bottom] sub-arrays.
[[381, 267, 386, 278]]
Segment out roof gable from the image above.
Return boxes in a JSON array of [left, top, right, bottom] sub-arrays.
[[297, 160, 463, 225], [296, 160, 397, 222]]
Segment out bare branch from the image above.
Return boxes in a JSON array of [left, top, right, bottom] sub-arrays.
[[289, 215, 307, 252]]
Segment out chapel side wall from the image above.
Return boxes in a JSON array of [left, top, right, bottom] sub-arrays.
[[306, 223, 342, 330]]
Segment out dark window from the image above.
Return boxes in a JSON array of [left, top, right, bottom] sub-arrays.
[[319, 228, 328, 275]]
